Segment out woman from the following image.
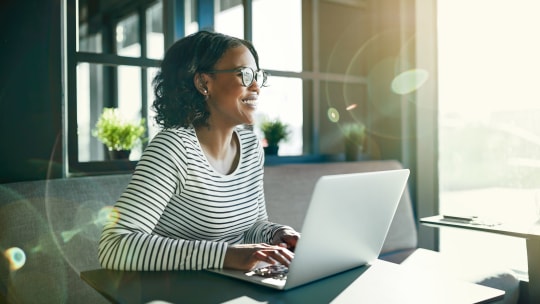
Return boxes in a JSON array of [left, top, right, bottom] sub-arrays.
[[98, 31, 300, 271]]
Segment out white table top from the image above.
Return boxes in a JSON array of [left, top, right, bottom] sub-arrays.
[[81, 259, 504, 304]]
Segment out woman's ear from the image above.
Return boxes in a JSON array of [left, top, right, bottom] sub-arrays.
[[194, 73, 209, 95]]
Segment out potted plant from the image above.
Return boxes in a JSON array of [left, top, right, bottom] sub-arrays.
[[343, 123, 366, 161], [260, 119, 290, 155], [92, 108, 146, 160]]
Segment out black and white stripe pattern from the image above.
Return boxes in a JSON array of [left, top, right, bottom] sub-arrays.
[[98, 127, 285, 270]]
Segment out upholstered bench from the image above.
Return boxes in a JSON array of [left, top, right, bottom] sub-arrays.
[[0, 159, 520, 303]]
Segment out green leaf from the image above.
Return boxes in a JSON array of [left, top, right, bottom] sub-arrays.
[[92, 108, 147, 151], [260, 119, 290, 146]]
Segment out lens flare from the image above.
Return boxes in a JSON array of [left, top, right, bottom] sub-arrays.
[[95, 206, 120, 226], [391, 68, 429, 95], [346, 104, 358, 111], [4, 247, 26, 271], [59, 205, 120, 244], [327, 107, 340, 123], [61, 228, 82, 243]]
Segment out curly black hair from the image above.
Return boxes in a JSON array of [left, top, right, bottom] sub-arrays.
[[152, 30, 260, 129]]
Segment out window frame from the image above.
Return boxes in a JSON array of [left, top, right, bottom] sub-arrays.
[[65, 0, 373, 176], [66, 0, 162, 176]]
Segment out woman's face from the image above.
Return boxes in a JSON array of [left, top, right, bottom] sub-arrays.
[[203, 45, 261, 127]]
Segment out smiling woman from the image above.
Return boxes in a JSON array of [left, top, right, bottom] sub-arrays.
[[99, 31, 300, 272]]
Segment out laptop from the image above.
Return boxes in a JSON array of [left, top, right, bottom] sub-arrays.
[[207, 169, 410, 290]]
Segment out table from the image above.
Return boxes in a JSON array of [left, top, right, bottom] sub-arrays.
[[81, 259, 503, 304], [421, 215, 540, 304]]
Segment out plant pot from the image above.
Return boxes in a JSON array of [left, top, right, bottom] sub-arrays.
[[264, 144, 279, 155], [108, 150, 131, 160], [344, 141, 361, 161]]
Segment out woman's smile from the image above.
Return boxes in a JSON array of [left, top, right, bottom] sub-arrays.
[[241, 94, 259, 107]]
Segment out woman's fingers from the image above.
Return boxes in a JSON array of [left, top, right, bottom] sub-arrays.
[[272, 229, 301, 251], [253, 250, 278, 265], [253, 246, 294, 267]]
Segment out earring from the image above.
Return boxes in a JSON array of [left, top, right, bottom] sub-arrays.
[[202, 89, 209, 101]]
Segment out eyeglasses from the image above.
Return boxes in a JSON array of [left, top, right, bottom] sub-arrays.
[[205, 67, 269, 87]]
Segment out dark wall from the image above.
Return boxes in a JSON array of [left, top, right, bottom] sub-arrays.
[[0, 0, 63, 183]]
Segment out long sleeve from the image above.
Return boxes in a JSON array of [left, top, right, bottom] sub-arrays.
[[98, 127, 292, 271], [98, 130, 227, 270]]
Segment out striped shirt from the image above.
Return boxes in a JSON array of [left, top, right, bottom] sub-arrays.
[[98, 126, 286, 271]]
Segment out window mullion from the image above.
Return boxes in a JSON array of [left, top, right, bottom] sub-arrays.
[[140, 5, 149, 143], [242, 0, 252, 41], [67, 0, 79, 173]]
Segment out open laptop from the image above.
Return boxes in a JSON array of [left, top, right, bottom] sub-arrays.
[[207, 169, 410, 290]]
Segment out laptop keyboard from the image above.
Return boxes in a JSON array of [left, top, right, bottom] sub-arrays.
[[252, 264, 289, 280]]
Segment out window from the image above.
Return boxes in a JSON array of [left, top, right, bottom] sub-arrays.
[[253, 0, 303, 156], [68, 0, 163, 174], [437, 0, 540, 276], [214, 0, 304, 156], [67, 0, 369, 174], [215, 0, 244, 38]]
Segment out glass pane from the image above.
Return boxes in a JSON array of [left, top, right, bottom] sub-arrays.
[[78, 24, 103, 53], [116, 13, 141, 57], [146, 0, 164, 59], [317, 1, 371, 75], [254, 76, 303, 156], [77, 63, 105, 162], [253, 0, 301, 72], [319, 81, 369, 158], [185, 0, 199, 35], [215, 0, 243, 39], [117, 66, 143, 160], [78, 1, 103, 53], [438, 0, 540, 274], [77, 64, 144, 162]]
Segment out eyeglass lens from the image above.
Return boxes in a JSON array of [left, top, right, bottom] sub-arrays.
[[241, 68, 267, 87]]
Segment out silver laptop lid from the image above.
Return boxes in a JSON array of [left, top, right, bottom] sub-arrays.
[[284, 169, 410, 289]]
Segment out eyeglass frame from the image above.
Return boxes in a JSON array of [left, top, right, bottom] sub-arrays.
[[203, 67, 269, 87]]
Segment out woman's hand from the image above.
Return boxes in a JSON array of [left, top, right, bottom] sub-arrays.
[[271, 227, 301, 251], [223, 243, 294, 271]]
